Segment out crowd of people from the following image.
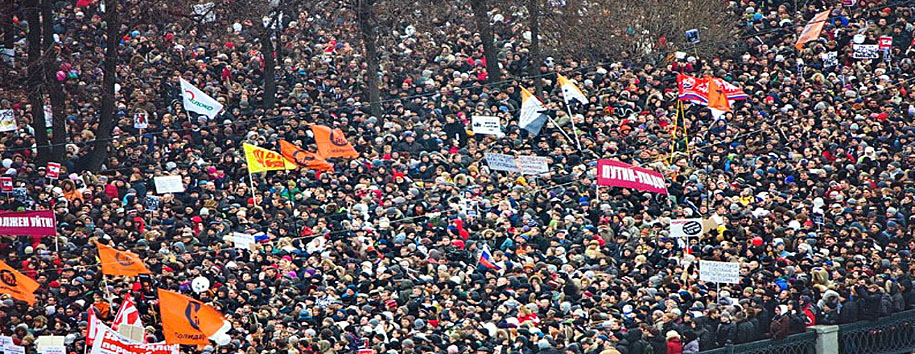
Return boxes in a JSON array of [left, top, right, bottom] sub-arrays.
[[1, 0, 915, 353]]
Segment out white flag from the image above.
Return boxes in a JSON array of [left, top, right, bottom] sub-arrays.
[[519, 87, 547, 136], [179, 77, 223, 120], [557, 73, 588, 104]]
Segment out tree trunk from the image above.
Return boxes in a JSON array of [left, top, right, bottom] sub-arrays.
[[26, 0, 51, 164], [2, 1, 15, 50], [262, 29, 276, 110], [85, 0, 118, 171], [42, 0, 67, 162], [470, 0, 500, 83], [528, 0, 543, 96], [357, 0, 382, 119]]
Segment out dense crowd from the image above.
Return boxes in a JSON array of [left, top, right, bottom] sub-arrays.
[[1, 0, 915, 353]]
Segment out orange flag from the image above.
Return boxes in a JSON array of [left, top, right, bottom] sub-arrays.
[[707, 76, 731, 115], [158, 289, 229, 346], [279, 140, 335, 172], [311, 125, 359, 159], [795, 10, 830, 50], [96, 241, 151, 277], [0, 260, 40, 304]]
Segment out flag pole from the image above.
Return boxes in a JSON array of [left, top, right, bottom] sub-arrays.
[[546, 116, 576, 148], [562, 100, 583, 152], [248, 171, 257, 205]]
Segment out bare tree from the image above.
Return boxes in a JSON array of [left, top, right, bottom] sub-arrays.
[[469, 0, 501, 83], [25, 0, 52, 163], [41, 0, 67, 162], [356, 0, 383, 119], [84, 0, 120, 171]]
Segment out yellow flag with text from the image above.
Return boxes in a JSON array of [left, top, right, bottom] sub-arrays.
[[243, 143, 297, 173]]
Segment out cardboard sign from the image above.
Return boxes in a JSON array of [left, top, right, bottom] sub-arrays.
[[853, 44, 880, 59], [878, 36, 892, 49], [0, 177, 12, 192], [699, 260, 741, 284], [153, 176, 185, 194], [0, 109, 16, 132], [471, 115, 502, 136], [483, 153, 549, 175], [46, 162, 61, 179], [670, 218, 703, 238]]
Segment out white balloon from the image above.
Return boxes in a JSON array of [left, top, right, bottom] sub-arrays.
[[2, 158, 11, 168], [213, 333, 231, 346], [192, 277, 210, 293]]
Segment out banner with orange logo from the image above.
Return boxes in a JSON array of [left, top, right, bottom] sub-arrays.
[[158, 289, 229, 346], [279, 140, 334, 172], [0, 260, 40, 304], [243, 143, 297, 173], [795, 10, 830, 50], [96, 241, 151, 277], [311, 125, 359, 159]]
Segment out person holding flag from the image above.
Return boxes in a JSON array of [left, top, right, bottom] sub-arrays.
[[157, 289, 230, 346], [557, 73, 586, 150]]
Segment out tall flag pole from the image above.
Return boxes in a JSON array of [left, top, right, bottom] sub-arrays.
[[557, 73, 585, 151]]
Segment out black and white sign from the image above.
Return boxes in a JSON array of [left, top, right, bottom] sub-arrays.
[[699, 260, 741, 284], [822, 51, 838, 67], [471, 115, 502, 136], [670, 218, 703, 237], [0, 110, 15, 132], [853, 44, 880, 59]]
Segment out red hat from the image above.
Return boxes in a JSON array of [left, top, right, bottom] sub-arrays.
[[49, 280, 61, 288]]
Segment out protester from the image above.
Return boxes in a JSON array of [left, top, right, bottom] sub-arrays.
[[1, 0, 915, 353]]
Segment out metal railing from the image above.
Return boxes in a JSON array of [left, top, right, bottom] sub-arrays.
[[698, 330, 817, 354], [838, 309, 915, 354]]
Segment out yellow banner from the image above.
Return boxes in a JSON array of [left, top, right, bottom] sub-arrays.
[[243, 143, 296, 173]]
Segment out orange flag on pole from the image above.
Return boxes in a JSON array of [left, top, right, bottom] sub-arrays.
[[279, 140, 335, 172], [0, 260, 40, 304], [158, 289, 229, 346], [795, 10, 830, 50], [311, 125, 359, 159], [96, 241, 151, 277]]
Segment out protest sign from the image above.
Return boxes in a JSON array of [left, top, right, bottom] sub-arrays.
[[484, 153, 518, 173], [670, 218, 703, 238], [144, 195, 160, 211], [699, 260, 741, 284], [36, 336, 66, 354], [0, 110, 15, 132], [90, 317, 178, 354], [0, 210, 56, 236], [233, 232, 255, 249], [853, 44, 880, 59], [0, 177, 12, 193], [153, 176, 185, 194], [685, 29, 700, 44], [596, 159, 668, 195], [484, 153, 549, 175], [515, 155, 549, 175], [822, 52, 838, 67], [133, 112, 148, 129], [6, 344, 25, 354], [46, 162, 61, 179], [471, 115, 502, 135], [0, 336, 12, 351], [878, 36, 892, 49]]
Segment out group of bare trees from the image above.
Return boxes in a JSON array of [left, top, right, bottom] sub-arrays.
[[1, 0, 735, 171]]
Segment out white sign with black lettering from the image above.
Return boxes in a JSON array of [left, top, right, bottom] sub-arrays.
[[471, 115, 502, 136], [853, 44, 880, 59], [822, 51, 838, 67], [153, 175, 185, 194], [699, 260, 741, 284], [670, 218, 703, 237]]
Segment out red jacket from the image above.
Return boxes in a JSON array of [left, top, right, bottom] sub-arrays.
[[667, 338, 683, 354]]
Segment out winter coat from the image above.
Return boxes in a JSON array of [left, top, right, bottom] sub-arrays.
[[666, 338, 683, 354], [735, 319, 757, 344]]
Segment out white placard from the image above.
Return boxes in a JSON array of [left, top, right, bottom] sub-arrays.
[[853, 44, 880, 59], [699, 260, 741, 284], [0, 110, 16, 132], [515, 155, 549, 175], [133, 112, 148, 129], [822, 51, 837, 67], [233, 232, 255, 249], [193, 2, 216, 23], [670, 218, 703, 238], [0, 336, 12, 351], [471, 115, 502, 136], [153, 175, 185, 194], [484, 153, 518, 173], [44, 105, 53, 128], [6, 344, 25, 354], [38, 347, 65, 354]]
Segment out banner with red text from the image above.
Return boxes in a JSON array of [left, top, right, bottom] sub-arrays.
[[89, 317, 178, 354], [0, 210, 56, 236], [596, 159, 668, 195]]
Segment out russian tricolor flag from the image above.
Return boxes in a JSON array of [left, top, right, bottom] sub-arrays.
[[479, 245, 501, 270]]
